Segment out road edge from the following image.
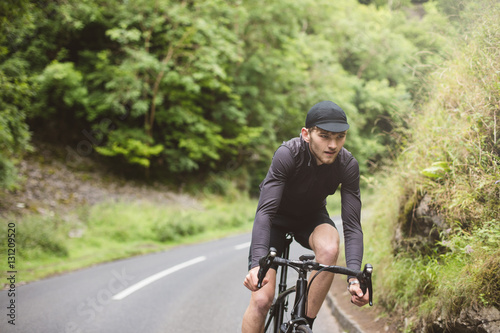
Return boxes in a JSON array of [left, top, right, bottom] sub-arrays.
[[325, 293, 366, 333]]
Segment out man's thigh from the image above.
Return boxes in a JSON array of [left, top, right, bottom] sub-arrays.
[[248, 224, 289, 271], [308, 223, 340, 252], [291, 210, 337, 251]]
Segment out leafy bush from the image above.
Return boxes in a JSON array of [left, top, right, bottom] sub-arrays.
[[0, 156, 18, 190], [32, 61, 89, 118], [152, 200, 254, 243], [0, 61, 33, 189], [436, 221, 500, 307], [153, 212, 208, 242], [82, 198, 254, 245], [95, 129, 164, 168], [0, 215, 69, 260]]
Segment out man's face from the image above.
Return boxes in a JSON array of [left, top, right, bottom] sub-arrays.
[[301, 127, 347, 165]]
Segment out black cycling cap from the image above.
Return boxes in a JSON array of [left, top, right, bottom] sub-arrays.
[[305, 100, 350, 133]]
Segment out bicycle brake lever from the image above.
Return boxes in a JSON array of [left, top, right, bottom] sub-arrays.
[[257, 247, 277, 288], [361, 263, 373, 306]]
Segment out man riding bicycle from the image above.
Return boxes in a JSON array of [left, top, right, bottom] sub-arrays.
[[242, 100, 370, 332]]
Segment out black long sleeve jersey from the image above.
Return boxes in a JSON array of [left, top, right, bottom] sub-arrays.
[[249, 136, 363, 272]]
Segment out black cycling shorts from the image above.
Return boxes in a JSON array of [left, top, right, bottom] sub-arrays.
[[248, 208, 337, 270]]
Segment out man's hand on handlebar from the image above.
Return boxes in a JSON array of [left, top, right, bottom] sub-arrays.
[[348, 278, 370, 307], [243, 266, 267, 292]]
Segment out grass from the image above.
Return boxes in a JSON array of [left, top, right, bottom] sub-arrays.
[[0, 183, 345, 285], [0, 196, 257, 283], [360, 1, 500, 330]]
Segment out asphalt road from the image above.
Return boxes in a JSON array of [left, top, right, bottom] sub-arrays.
[[1, 228, 345, 333]]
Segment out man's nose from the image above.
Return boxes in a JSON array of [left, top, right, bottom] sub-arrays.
[[328, 139, 337, 149]]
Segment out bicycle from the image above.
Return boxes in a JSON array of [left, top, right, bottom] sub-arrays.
[[257, 233, 373, 333]]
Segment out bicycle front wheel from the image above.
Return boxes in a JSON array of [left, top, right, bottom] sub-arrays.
[[264, 287, 296, 332], [295, 324, 313, 333]]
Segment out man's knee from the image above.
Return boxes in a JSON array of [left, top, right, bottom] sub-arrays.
[[251, 288, 274, 314], [310, 224, 340, 265], [315, 242, 339, 265], [312, 230, 340, 265]]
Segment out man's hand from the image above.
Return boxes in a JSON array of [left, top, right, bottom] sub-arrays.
[[348, 278, 370, 307], [243, 266, 267, 292]]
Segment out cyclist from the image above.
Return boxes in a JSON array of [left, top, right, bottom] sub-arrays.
[[242, 100, 370, 332]]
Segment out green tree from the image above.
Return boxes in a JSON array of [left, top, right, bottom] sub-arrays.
[[1, 0, 453, 190], [83, 0, 257, 174], [0, 1, 34, 189]]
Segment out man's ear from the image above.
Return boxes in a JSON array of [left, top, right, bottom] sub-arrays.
[[301, 127, 310, 143]]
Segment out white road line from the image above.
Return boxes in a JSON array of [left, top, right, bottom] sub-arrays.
[[112, 256, 207, 300], [234, 242, 250, 250]]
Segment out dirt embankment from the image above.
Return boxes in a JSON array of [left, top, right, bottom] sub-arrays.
[[1, 143, 198, 219]]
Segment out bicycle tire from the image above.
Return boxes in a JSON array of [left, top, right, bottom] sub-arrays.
[[295, 324, 313, 333]]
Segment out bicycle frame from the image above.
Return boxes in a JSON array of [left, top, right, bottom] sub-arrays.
[[258, 233, 374, 333], [264, 233, 311, 333]]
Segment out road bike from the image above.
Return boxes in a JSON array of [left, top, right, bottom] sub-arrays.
[[257, 233, 373, 333]]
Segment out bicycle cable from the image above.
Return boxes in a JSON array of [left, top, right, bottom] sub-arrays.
[[298, 267, 329, 319], [302, 267, 328, 315]]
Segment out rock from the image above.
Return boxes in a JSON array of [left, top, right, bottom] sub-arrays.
[[415, 194, 447, 230], [430, 306, 500, 333], [68, 228, 85, 238], [393, 193, 448, 253]]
